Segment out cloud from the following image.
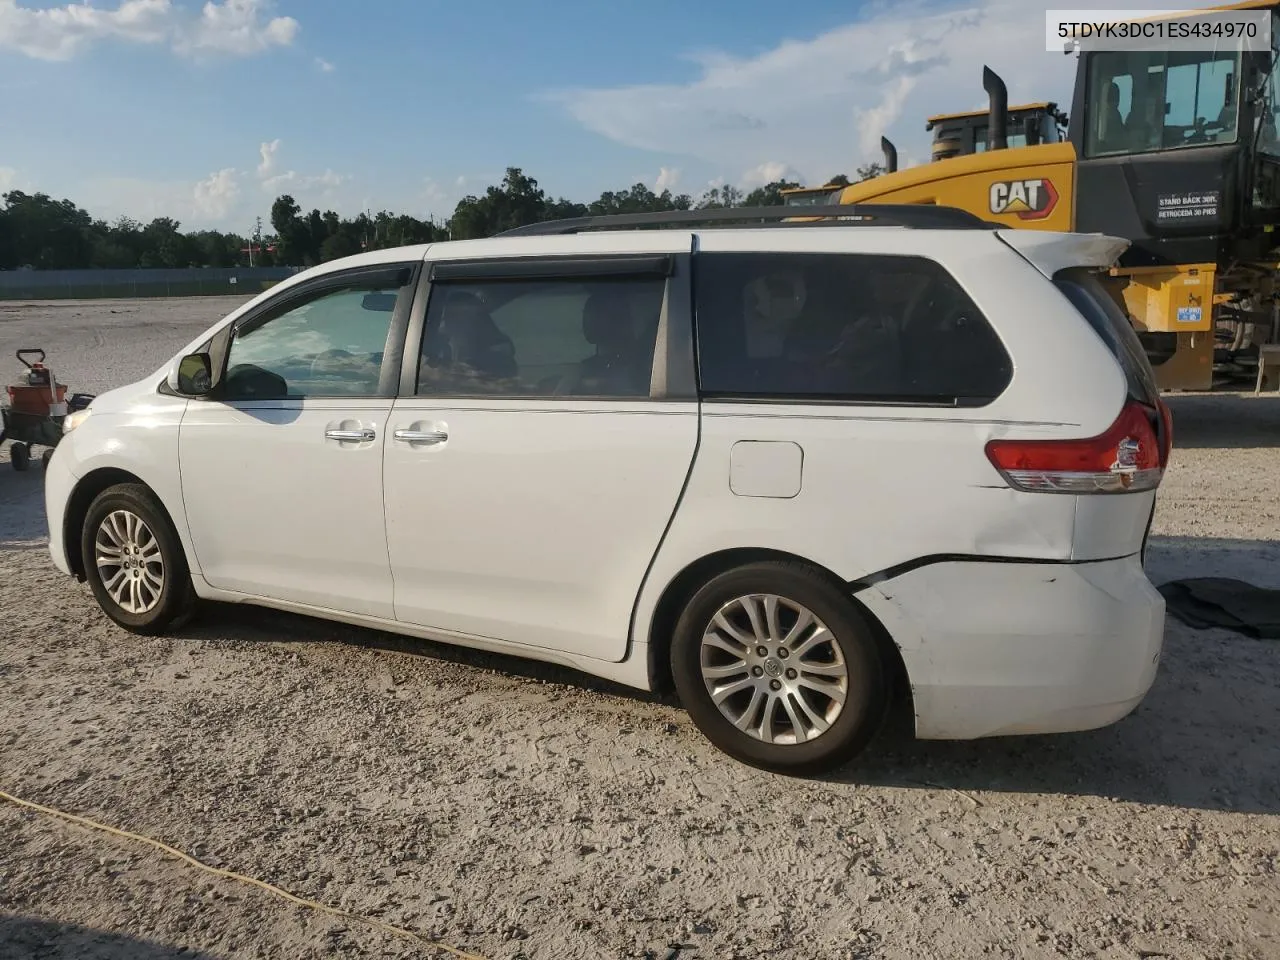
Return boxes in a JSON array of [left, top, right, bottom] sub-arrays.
[[653, 166, 680, 193], [257, 138, 280, 178], [0, 0, 298, 61], [262, 169, 345, 193], [193, 167, 239, 219], [314, 56, 334, 73], [254, 140, 346, 200], [742, 161, 800, 188], [548, 0, 1217, 183]]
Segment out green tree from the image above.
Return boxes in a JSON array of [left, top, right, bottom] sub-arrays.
[[448, 167, 555, 239], [320, 231, 361, 262], [742, 179, 802, 207], [270, 194, 312, 264], [696, 184, 744, 209], [588, 183, 692, 216], [826, 174, 851, 187], [855, 163, 885, 182]]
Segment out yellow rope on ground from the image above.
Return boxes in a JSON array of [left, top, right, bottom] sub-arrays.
[[0, 787, 489, 960]]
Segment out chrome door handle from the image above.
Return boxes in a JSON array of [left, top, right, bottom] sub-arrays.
[[394, 429, 448, 444], [325, 428, 376, 442]]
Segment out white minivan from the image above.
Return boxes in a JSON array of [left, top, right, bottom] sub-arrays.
[[46, 205, 1172, 773]]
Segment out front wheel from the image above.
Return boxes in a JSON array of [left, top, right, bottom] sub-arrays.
[[671, 562, 889, 774], [81, 483, 196, 634]]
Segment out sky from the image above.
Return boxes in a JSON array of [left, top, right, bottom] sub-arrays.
[[0, 0, 1229, 234]]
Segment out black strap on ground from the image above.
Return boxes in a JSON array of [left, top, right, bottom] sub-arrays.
[[1158, 578, 1280, 639]]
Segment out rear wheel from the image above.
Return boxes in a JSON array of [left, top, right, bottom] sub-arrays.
[[10, 442, 29, 472], [671, 562, 888, 774], [81, 484, 196, 634]]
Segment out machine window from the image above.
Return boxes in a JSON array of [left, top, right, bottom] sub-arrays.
[[694, 252, 1011, 406], [1086, 49, 1240, 157], [417, 276, 664, 398], [1256, 11, 1280, 157]]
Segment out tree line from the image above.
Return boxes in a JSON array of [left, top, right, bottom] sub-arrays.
[[0, 163, 882, 271]]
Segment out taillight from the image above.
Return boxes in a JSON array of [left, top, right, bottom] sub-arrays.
[[985, 400, 1164, 494], [1156, 397, 1174, 468]]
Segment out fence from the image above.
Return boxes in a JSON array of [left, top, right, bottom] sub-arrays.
[[0, 267, 304, 301]]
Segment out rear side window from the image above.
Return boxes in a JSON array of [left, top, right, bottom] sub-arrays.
[[693, 252, 1012, 405], [418, 277, 665, 398], [1054, 268, 1160, 404]]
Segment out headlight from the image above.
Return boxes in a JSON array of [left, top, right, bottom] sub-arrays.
[[63, 408, 92, 435]]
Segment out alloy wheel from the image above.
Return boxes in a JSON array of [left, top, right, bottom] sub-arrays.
[[699, 593, 849, 745], [94, 509, 165, 615]]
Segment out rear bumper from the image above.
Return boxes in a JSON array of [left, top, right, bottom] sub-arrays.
[[857, 554, 1165, 740]]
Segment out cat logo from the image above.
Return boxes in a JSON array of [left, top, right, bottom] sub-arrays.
[[989, 179, 1059, 220]]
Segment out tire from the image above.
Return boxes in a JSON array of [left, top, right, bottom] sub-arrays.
[[81, 483, 197, 634], [11, 442, 29, 472], [41, 449, 53, 470], [671, 561, 888, 774]]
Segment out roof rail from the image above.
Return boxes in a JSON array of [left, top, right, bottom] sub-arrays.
[[497, 204, 996, 237]]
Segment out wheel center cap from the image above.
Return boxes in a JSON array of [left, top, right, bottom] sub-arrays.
[[763, 658, 783, 679]]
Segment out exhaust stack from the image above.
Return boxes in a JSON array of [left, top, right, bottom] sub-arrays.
[[881, 136, 899, 174], [983, 65, 1009, 151]]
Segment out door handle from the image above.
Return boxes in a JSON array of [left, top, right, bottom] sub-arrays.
[[394, 429, 448, 444], [325, 428, 376, 442]]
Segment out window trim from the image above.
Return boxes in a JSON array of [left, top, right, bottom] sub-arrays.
[[690, 250, 1013, 409], [209, 261, 420, 403], [400, 254, 697, 403], [428, 254, 674, 283]]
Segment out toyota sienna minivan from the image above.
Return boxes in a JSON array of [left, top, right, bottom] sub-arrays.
[[47, 205, 1172, 772]]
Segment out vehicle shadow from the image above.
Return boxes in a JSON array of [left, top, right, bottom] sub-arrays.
[[175, 603, 671, 707], [1162, 392, 1280, 449], [0, 915, 222, 960], [0, 450, 48, 548], [174, 535, 1280, 816]]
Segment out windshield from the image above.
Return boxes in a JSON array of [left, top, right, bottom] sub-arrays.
[[974, 115, 1062, 151], [1086, 48, 1241, 157], [783, 192, 835, 207]]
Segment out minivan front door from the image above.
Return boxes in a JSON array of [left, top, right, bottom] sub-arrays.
[[382, 252, 698, 662], [179, 265, 417, 618]]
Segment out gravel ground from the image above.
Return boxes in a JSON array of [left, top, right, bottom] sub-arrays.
[[1, 297, 1278, 960]]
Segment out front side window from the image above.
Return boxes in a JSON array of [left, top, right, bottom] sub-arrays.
[[1086, 48, 1240, 157], [694, 252, 1011, 405], [223, 283, 401, 400], [417, 276, 665, 398]]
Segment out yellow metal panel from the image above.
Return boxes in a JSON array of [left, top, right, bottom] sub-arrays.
[[832, 142, 1076, 232], [1115, 264, 1215, 333], [1154, 334, 1215, 392]]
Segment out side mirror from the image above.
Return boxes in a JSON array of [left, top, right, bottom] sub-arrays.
[[175, 353, 213, 396]]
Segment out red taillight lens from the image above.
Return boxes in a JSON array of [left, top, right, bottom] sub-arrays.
[[1156, 397, 1173, 468], [985, 400, 1164, 494]]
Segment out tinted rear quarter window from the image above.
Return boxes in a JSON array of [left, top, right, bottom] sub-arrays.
[[693, 252, 1012, 405], [1054, 267, 1160, 405]]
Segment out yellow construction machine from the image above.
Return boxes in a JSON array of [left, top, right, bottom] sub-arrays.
[[821, 0, 1280, 390]]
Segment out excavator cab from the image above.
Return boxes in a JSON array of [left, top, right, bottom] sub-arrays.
[[927, 103, 1068, 161], [1069, 5, 1280, 384], [781, 185, 843, 208]]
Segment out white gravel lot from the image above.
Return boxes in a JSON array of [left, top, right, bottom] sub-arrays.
[[1, 296, 1278, 960]]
